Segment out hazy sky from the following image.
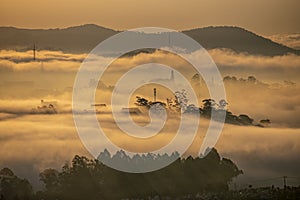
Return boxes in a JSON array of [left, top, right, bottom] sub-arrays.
[[0, 0, 299, 35]]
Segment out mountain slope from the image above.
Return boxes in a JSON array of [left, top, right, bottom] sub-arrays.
[[0, 24, 118, 53], [0, 24, 298, 56], [183, 26, 299, 56]]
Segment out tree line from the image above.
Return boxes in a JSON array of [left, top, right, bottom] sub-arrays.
[[136, 92, 270, 127], [0, 148, 242, 200]]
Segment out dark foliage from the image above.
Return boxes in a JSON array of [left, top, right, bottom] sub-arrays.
[[0, 168, 33, 200], [136, 92, 262, 126], [35, 148, 242, 200]]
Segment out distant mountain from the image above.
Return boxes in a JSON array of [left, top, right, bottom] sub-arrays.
[[183, 26, 299, 56], [0, 24, 118, 53], [0, 24, 298, 56]]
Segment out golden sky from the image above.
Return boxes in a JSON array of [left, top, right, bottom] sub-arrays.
[[0, 0, 299, 34]]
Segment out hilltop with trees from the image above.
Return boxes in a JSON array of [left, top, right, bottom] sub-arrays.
[[135, 90, 270, 127]]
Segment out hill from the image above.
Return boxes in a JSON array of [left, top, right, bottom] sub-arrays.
[[0, 24, 298, 56], [183, 26, 299, 56], [0, 24, 118, 53]]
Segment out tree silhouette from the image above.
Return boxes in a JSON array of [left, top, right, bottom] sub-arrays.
[[218, 99, 228, 110], [0, 168, 33, 200], [135, 96, 149, 108], [135, 93, 265, 127], [36, 149, 242, 199]]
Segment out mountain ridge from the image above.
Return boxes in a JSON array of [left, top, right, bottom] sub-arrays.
[[0, 24, 298, 56], [182, 26, 299, 56]]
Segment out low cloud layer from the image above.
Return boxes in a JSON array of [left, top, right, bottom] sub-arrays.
[[216, 125, 300, 188], [1, 49, 300, 80], [0, 49, 299, 128], [0, 49, 299, 189], [0, 114, 88, 190], [0, 50, 86, 64], [209, 48, 300, 70], [0, 113, 299, 189], [209, 49, 300, 82]]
